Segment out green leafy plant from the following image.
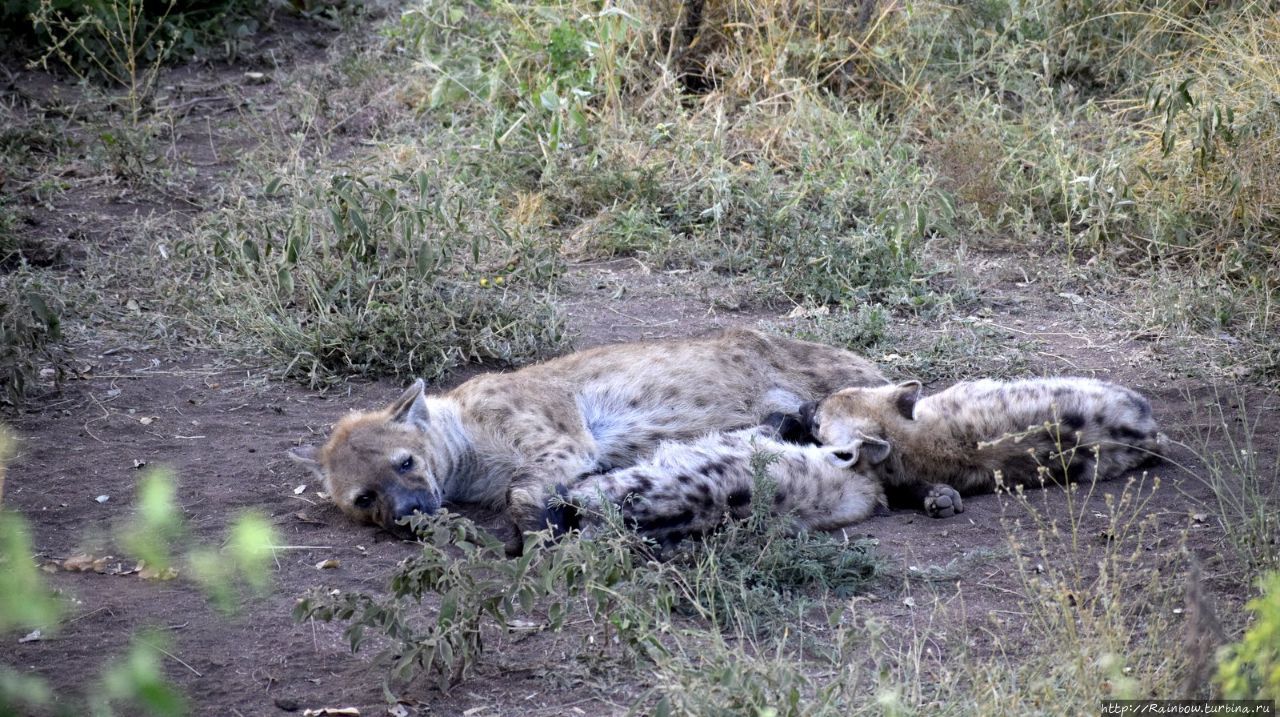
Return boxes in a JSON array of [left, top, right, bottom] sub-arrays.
[[1, 464, 278, 716], [1216, 571, 1280, 701]]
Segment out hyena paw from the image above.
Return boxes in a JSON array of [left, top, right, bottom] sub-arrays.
[[924, 484, 963, 518]]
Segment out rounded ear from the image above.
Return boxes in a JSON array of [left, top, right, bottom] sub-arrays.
[[893, 381, 923, 420], [824, 445, 861, 469], [288, 445, 324, 477], [857, 433, 892, 465], [389, 379, 429, 430], [824, 433, 892, 469]]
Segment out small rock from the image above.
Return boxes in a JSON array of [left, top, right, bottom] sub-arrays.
[[315, 559, 340, 570], [95, 495, 110, 504]]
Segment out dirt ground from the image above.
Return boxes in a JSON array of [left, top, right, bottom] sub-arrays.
[[3, 9, 1277, 717], [6, 259, 1275, 715]]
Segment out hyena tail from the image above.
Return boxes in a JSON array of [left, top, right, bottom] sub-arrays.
[[541, 484, 582, 537]]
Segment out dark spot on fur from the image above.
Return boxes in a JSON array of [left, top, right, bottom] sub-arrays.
[[699, 492, 715, 509], [702, 461, 726, 478], [635, 475, 652, 492], [773, 491, 787, 505], [677, 473, 693, 485], [727, 488, 751, 508], [1060, 412, 1086, 432], [636, 509, 694, 532], [628, 398, 641, 409], [1111, 425, 1147, 442], [694, 397, 708, 409], [554, 420, 570, 433], [1065, 458, 1091, 482]]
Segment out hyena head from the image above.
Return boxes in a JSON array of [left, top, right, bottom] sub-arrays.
[[805, 380, 923, 449], [288, 380, 443, 536]]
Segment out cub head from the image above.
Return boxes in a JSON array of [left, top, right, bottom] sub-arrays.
[[289, 380, 443, 536], [803, 380, 923, 451]]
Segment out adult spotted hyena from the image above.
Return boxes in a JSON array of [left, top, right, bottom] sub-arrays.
[[545, 425, 889, 547], [288, 328, 887, 553], [802, 377, 1163, 517]]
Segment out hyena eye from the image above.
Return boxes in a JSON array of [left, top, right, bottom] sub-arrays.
[[354, 492, 376, 509], [397, 456, 415, 473]]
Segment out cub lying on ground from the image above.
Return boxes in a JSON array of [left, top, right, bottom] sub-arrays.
[[544, 426, 889, 546], [803, 377, 1164, 517], [288, 328, 887, 554]]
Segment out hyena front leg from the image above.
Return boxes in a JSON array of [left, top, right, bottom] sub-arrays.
[[505, 441, 601, 556]]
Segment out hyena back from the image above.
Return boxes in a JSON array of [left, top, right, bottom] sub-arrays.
[[808, 377, 1163, 516], [288, 328, 887, 553], [547, 426, 889, 546]]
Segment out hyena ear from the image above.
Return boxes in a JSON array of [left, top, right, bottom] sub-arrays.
[[824, 434, 892, 469], [389, 379, 429, 430], [824, 445, 861, 469], [797, 400, 818, 431], [857, 433, 892, 465], [288, 445, 324, 477], [893, 381, 923, 420]]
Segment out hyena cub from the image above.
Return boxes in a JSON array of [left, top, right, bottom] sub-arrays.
[[806, 377, 1163, 517], [288, 328, 887, 554], [546, 426, 889, 546]]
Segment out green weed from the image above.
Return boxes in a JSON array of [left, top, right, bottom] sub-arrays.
[[297, 450, 880, 698], [1216, 570, 1280, 701]]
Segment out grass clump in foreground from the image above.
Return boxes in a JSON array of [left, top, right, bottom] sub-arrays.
[[295, 457, 881, 697]]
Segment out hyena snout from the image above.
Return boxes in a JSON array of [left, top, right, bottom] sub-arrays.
[[381, 485, 443, 534]]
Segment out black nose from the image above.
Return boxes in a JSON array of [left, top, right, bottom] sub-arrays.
[[392, 492, 440, 520]]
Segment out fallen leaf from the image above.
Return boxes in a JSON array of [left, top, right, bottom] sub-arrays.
[[63, 554, 114, 573], [902, 596, 916, 608], [1192, 513, 1208, 523], [133, 459, 147, 469], [95, 495, 110, 504], [294, 512, 323, 525], [293, 484, 307, 495], [387, 705, 410, 717], [139, 416, 155, 425], [18, 630, 42, 643], [315, 559, 340, 570], [302, 709, 360, 717]]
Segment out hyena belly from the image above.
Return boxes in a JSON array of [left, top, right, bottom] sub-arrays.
[[914, 377, 1162, 493], [549, 429, 886, 546]]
